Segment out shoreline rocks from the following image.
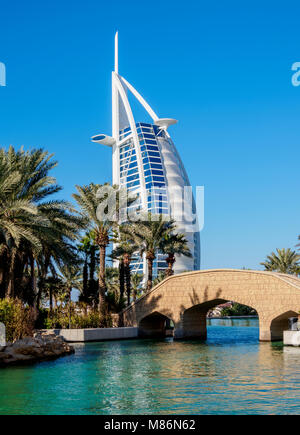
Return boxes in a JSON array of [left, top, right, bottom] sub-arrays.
[[0, 333, 75, 367]]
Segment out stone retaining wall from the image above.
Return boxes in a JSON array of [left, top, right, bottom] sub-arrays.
[[44, 327, 138, 343]]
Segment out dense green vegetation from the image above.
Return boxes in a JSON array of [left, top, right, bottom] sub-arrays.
[[0, 146, 191, 334], [0, 299, 35, 342], [221, 303, 258, 317]]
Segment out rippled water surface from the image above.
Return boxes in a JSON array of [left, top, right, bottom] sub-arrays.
[[1, 319, 300, 415]]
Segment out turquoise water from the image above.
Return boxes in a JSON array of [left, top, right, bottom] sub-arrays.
[[1, 318, 300, 415]]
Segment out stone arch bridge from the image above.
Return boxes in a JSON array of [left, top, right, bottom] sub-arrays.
[[122, 269, 300, 341]]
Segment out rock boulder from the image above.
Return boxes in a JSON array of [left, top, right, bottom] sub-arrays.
[[0, 333, 75, 367]]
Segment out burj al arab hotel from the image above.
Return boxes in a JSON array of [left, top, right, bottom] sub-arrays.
[[92, 33, 200, 276]]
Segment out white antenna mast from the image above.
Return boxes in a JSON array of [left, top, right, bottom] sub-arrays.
[[115, 31, 119, 74]]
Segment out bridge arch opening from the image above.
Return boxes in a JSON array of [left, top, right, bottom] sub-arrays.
[[138, 312, 174, 338], [178, 299, 258, 340], [270, 310, 298, 341]]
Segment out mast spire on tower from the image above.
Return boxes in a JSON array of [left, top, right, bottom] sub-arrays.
[[115, 31, 119, 74]]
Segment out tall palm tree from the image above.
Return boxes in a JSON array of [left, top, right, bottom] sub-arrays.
[[261, 248, 300, 274], [43, 276, 65, 312], [160, 233, 192, 277], [110, 248, 125, 309], [0, 147, 85, 304], [35, 201, 85, 309], [58, 265, 81, 329], [0, 150, 42, 298], [77, 234, 90, 303], [122, 213, 175, 292], [73, 183, 117, 313], [111, 228, 139, 307], [77, 231, 99, 306], [105, 266, 121, 312]]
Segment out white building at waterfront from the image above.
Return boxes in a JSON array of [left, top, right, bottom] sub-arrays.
[[92, 33, 200, 276]]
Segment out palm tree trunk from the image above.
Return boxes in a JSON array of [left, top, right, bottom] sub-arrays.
[[68, 286, 72, 329], [36, 253, 50, 310], [125, 260, 131, 307], [147, 260, 153, 292], [119, 259, 125, 308], [49, 287, 53, 313], [88, 245, 96, 299], [7, 250, 16, 299], [146, 252, 155, 292], [29, 254, 36, 305], [89, 246, 96, 282], [133, 289, 137, 302], [82, 255, 88, 302], [165, 254, 175, 277], [0, 250, 7, 299], [36, 278, 42, 311], [98, 245, 107, 313]]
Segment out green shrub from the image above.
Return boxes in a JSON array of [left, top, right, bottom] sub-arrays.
[[221, 303, 257, 317], [0, 299, 35, 342], [41, 304, 112, 330]]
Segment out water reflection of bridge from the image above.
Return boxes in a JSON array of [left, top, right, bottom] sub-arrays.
[[122, 269, 300, 342]]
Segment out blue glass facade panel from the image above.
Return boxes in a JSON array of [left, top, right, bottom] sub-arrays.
[[118, 121, 197, 277]]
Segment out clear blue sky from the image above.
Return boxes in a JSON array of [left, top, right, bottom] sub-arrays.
[[0, 0, 299, 270]]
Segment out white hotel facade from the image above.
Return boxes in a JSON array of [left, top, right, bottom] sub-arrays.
[[92, 33, 200, 277]]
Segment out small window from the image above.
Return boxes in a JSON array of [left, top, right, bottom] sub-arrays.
[[149, 157, 162, 163], [148, 151, 160, 157], [151, 163, 163, 170]]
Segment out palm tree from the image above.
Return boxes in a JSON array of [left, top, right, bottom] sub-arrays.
[[58, 265, 81, 329], [160, 233, 192, 277], [77, 231, 99, 307], [261, 248, 300, 274], [43, 276, 65, 311], [0, 149, 42, 298], [77, 234, 90, 303], [105, 267, 121, 312], [73, 183, 118, 313], [122, 213, 175, 292], [131, 273, 144, 301], [35, 201, 85, 309], [111, 228, 139, 307], [0, 147, 85, 304], [292, 265, 300, 277]]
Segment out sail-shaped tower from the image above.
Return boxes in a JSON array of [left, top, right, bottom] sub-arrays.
[[92, 33, 200, 276]]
